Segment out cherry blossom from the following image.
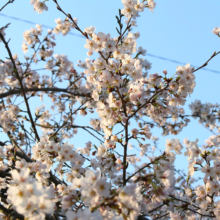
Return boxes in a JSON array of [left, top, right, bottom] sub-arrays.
[[0, 0, 219, 219]]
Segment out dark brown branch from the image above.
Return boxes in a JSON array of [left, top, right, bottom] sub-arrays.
[[74, 126, 104, 143], [128, 84, 169, 120], [0, 204, 56, 220], [0, 87, 91, 99], [193, 51, 220, 73], [4, 132, 64, 187], [18, 116, 104, 142], [169, 195, 200, 210], [153, 213, 169, 220], [53, 0, 88, 38], [115, 17, 132, 47], [0, 0, 15, 12], [0, 204, 24, 220], [123, 119, 128, 186], [49, 101, 88, 140], [149, 204, 164, 213], [0, 32, 40, 141], [52, 0, 109, 63], [186, 207, 215, 218], [125, 153, 165, 183]]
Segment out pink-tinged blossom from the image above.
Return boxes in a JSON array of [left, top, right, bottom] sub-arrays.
[[11, 168, 31, 184], [33, 1, 48, 14], [84, 26, 96, 35], [212, 27, 220, 35], [66, 209, 103, 220], [147, 0, 156, 12], [131, 128, 139, 137], [94, 177, 111, 197], [7, 168, 55, 217], [1, 0, 220, 219]]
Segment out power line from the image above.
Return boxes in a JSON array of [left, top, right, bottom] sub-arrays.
[[0, 13, 84, 38], [146, 53, 220, 74], [0, 13, 220, 74]]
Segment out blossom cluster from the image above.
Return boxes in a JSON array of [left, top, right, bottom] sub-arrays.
[[0, 0, 219, 219], [53, 17, 77, 36], [7, 168, 55, 219], [0, 105, 19, 132], [32, 137, 85, 179], [189, 100, 220, 130], [121, 0, 156, 19]]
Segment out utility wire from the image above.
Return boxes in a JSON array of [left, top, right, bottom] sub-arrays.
[[146, 53, 220, 74], [0, 13, 84, 38], [0, 13, 220, 74]]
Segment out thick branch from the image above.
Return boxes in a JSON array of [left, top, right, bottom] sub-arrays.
[[0, 87, 91, 99], [0, 32, 40, 141], [0, 204, 24, 220]]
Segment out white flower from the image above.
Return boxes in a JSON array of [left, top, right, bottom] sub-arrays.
[[97, 145, 106, 157], [131, 128, 139, 136], [212, 27, 220, 35], [103, 39, 116, 52], [94, 177, 110, 197], [7, 185, 30, 205], [33, 1, 48, 14], [30, 0, 37, 4], [11, 168, 31, 184], [81, 186, 98, 204], [38, 196, 55, 214], [138, 46, 146, 55], [66, 209, 102, 220], [84, 169, 101, 185], [148, 0, 156, 12], [84, 26, 96, 34]]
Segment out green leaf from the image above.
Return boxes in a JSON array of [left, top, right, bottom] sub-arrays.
[[186, 174, 191, 185], [94, 144, 98, 149]]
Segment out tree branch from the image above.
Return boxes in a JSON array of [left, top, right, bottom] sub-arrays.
[[0, 87, 91, 99], [193, 51, 220, 73], [0, 32, 40, 141], [0, 0, 15, 12]]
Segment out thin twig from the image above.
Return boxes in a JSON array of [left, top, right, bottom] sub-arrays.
[[0, 32, 40, 141], [49, 101, 88, 139], [0, 0, 15, 12], [126, 153, 165, 183], [193, 51, 220, 73], [153, 212, 169, 220]]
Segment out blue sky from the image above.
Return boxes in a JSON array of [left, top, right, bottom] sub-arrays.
[[0, 0, 220, 174]]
